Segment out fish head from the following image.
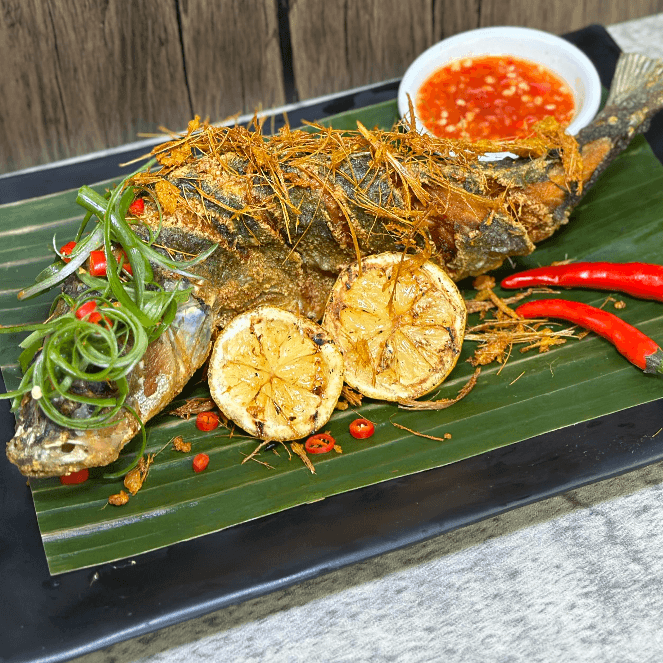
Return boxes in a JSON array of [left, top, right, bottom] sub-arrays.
[[6, 395, 135, 478]]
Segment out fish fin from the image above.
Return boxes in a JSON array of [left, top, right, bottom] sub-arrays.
[[604, 52, 663, 110], [576, 51, 663, 181]]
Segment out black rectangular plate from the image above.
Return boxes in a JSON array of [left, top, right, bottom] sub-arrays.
[[3, 24, 663, 663]]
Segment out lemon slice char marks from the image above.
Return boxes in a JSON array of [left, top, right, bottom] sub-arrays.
[[322, 252, 466, 402], [209, 306, 344, 440]]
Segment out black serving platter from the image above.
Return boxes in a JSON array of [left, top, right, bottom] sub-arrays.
[[3, 24, 663, 663]]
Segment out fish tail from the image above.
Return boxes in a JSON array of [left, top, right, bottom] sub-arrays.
[[573, 52, 663, 192], [578, 52, 663, 149], [604, 52, 663, 111]]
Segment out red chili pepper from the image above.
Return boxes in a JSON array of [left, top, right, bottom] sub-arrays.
[[89, 250, 108, 277], [128, 198, 145, 216], [196, 411, 219, 432], [59, 468, 89, 485], [75, 300, 102, 324], [304, 432, 336, 454], [192, 453, 210, 473], [89, 248, 133, 277], [349, 418, 375, 439], [60, 241, 77, 263], [501, 262, 663, 302], [516, 298, 663, 374], [115, 249, 133, 276]]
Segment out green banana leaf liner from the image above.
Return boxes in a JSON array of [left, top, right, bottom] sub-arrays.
[[1, 100, 662, 574]]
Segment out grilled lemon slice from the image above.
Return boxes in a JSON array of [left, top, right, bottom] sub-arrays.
[[322, 252, 466, 401], [208, 306, 344, 440]]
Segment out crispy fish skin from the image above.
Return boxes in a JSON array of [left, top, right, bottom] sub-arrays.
[[7, 52, 663, 477], [140, 56, 663, 289]]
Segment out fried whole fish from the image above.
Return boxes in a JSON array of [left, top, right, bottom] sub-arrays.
[[6, 52, 663, 477]]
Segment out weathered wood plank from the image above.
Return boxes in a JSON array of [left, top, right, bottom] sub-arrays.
[[0, 0, 190, 173], [178, 0, 285, 122], [478, 0, 663, 34], [289, 0, 435, 100], [288, 0, 663, 103], [0, 0, 68, 171], [2, 0, 663, 174], [432, 0, 480, 41]]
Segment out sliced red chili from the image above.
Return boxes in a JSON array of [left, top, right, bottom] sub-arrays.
[[115, 249, 133, 276], [192, 453, 210, 473], [516, 298, 663, 374], [88, 248, 133, 277], [89, 250, 108, 277], [128, 198, 145, 216], [196, 411, 219, 432], [502, 262, 663, 302], [60, 241, 77, 263], [349, 418, 375, 439], [59, 468, 89, 485], [304, 432, 336, 454], [75, 300, 101, 324]]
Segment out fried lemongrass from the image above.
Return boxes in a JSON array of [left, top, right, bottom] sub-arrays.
[[465, 316, 583, 367], [398, 367, 481, 410]]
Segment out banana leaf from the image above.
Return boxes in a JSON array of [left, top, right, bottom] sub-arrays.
[[2, 100, 663, 575]]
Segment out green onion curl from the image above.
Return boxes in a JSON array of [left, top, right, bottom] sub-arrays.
[[1, 162, 218, 465]]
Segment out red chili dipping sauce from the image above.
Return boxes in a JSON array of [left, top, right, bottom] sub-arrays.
[[416, 55, 575, 140]]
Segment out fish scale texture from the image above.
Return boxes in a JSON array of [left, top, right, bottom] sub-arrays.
[[80, 464, 663, 663]]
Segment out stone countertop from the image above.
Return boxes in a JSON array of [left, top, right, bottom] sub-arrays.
[[75, 14, 663, 663], [607, 13, 663, 60]]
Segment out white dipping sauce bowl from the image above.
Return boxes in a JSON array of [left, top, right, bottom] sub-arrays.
[[398, 26, 602, 144]]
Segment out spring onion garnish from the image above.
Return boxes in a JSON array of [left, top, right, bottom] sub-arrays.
[[1, 165, 218, 470]]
